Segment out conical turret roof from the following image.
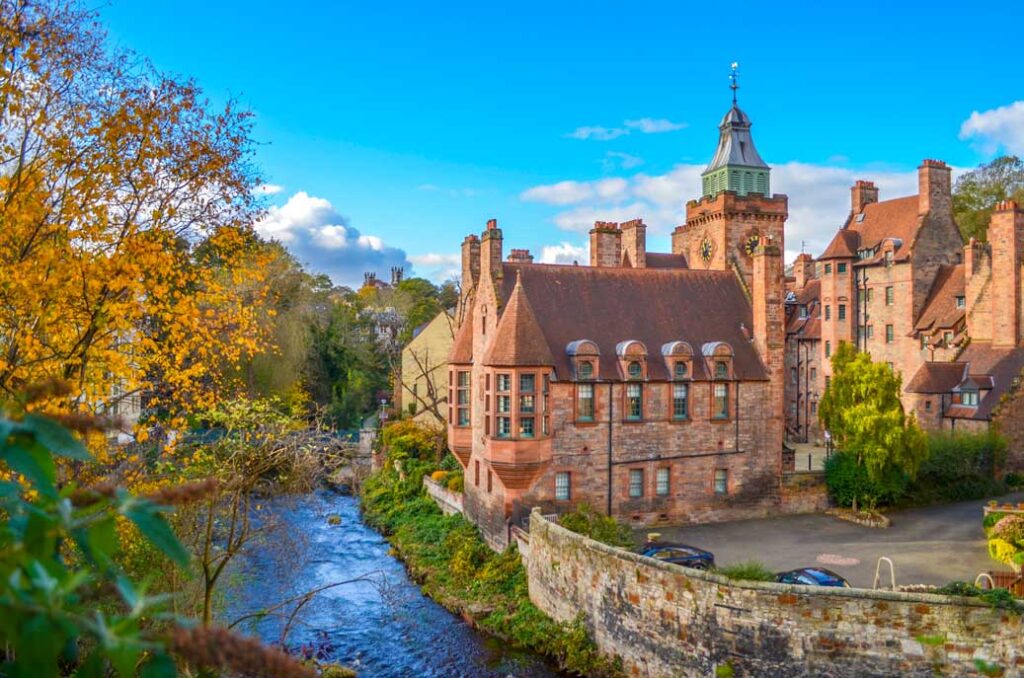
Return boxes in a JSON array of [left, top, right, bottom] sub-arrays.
[[704, 104, 768, 173], [484, 272, 555, 367]]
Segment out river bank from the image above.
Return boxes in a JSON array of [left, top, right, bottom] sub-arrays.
[[360, 456, 622, 677]]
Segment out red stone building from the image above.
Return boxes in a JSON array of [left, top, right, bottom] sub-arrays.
[[448, 102, 790, 549], [785, 169, 1024, 466]]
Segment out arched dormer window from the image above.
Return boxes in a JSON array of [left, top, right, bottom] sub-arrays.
[[701, 341, 734, 380], [566, 339, 600, 381], [661, 341, 694, 381], [616, 340, 648, 381]]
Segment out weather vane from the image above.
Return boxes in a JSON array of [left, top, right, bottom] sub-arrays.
[[729, 62, 740, 104]]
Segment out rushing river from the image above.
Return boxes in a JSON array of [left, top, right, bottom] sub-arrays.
[[223, 489, 560, 678]]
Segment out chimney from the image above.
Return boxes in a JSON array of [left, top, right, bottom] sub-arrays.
[[620, 219, 647, 268], [461, 234, 481, 294], [507, 248, 534, 263], [752, 236, 785, 432], [851, 180, 879, 214], [480, 218, 503, 284], [793, 253, 815, 290], [918, 159, 952, 216], [589, 221, 621, 267], [989, 201, 1024, 347]]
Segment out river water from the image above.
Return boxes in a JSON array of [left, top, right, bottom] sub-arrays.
[[223, 489, 560, 678]]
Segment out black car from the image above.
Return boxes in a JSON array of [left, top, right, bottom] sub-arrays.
[[637, 542, 715, 570], [776, 567, 851, 588]]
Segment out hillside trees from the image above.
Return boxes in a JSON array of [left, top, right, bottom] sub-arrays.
[[953, 155, 1024, 242], [0, 0, 271, 426]]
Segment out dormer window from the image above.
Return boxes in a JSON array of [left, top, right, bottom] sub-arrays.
[[956, 296, 966, 309], [627, 361, 643, 379], [884, 250, 894, 266], [661, 341, 693, 382], [674, 362, 689, 380], [961, 389, 979, 407], [702, 341, 734, 382], [576, 360, 593, 380], [799, 305, 808, 319], [714, 361, 729, 379], [616, 340, 648, 381]]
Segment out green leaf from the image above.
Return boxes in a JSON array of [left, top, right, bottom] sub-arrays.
[[20, 414, 90, 460], [2, 441, 57, 495], [123, 503, 189, 568], [139, 651, 178, 678]]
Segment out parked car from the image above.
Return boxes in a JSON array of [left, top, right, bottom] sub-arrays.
[[776, 567, 851, 588], [637, 542, 715, 570]]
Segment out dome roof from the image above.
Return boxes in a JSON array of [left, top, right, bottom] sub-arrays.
[[719, 105, 751, 127]]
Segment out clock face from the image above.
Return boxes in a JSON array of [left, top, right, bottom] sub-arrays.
[[699, 237, 714, 263], [744, 233, 761, 256]]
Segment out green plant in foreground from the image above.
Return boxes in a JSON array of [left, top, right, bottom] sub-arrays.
[[558, 502, 635, 549], [714, 561, 776, 582], [0, 409, 313, 677]]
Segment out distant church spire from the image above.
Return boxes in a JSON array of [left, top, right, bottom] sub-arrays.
[[700, 63, 770, 198]]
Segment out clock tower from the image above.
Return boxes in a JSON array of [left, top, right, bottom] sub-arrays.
[[672, 68, 787, 291]]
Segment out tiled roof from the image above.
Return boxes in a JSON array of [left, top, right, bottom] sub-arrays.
[[499, 262, 768, 382], [484, 273, 555, 367], [449, 306, 475, 364], [786, 280, 821, 339], [947, 343, 1024, 420], [820, 196, 922, 261], [915, 264, 965, 331], [645, 252, 689, 269], [905, 362, 967, 394]]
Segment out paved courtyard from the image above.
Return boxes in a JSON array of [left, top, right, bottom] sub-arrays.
[[642, 492, 1023, 589]]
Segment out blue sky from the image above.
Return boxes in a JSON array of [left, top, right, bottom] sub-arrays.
[[100, 1, 1024, 286]]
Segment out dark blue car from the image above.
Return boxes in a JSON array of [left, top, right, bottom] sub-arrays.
[[776, 567, 851, 587], [638, 542, 715, 570]]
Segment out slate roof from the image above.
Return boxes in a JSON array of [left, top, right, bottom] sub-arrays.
[[785, 279, 821, 340], [484, 273, 555, 367], [915, 264, 966, 332], [820, 196, 922, 262], [497, 262, 768, 382], [645, 252, 689, 269], [704, 105, 769, 172], [948, 343, 1024, 420], [449, 306, 474, 364], [905, 362, 967, 394]]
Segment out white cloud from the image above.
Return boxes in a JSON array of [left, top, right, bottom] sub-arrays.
[[256, 183, 284, 195], [625, 118, 687, 133], [519, 161, 955, 264], [959, 101, 1024, 155], [564, 125, 629, 141], [409, 252, 461, 282], [604, 151, 643, 170], [565, 117, 687, 141], [255, 191, 409, 288], [539, 241, 588, 265], [520, 178, 628, 205]]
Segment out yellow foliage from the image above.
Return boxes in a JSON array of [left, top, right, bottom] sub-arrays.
[[430, 470, 448, 482]]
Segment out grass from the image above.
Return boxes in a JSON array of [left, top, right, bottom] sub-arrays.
[[713, 561, 776, 582]]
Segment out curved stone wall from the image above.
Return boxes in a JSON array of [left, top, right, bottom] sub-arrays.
[[526, 509, 1023, 677]]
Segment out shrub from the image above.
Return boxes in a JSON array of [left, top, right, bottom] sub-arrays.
[[558, 503, 636, 549], [430, 470, 449, 483], [714, 561, 776, 582], [380, 420, 443, 461], [987, 538, 1020, 571], [439, 452, 461, 472], [447, 472, 464, 493], [903, 431, 1006, 505], [990, 515, 1024, 545], [824, 451, 907, 508], [1005, 472, 1024, 489]]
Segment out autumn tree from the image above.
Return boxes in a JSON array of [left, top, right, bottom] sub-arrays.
[[953, 156, 1024, 242], [818, 342, 928, 507], [0, 1, 272, 428]]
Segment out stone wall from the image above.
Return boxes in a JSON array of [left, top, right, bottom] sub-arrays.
[[423, 476, 464, 516], [780, 471, 830, 514], [526, 510, 1023, 678]]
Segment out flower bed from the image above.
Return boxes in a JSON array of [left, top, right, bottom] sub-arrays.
[[824, 507, 891, 528]]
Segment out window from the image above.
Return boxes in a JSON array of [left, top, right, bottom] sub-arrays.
[[962, 390, 979, 406], [520, 394, 535, 413], [519, 416, 535, 438], [656, 468, 670, 496], [810, 401, 817, 415], [838, 262, 847, 274], [925, 400, 932, 412], [824, 263, 832, 274], [790, 367, 797, 385], [629, 469, 644, 498], [578, 360, 594, 380], [956, 295, 966, 309], [885, 324, 894, 343], [627, 361, 643, 379], [713, 383, 729, 419], [943, 331, 953, 347], [475, 460, 480, 486], [921, 334, 929, 350], [825, 376, 831, 390], [520, 373, 535, 394], [496, 373, 511, 392], [714, 469, 728, 495], [799, 305, 808, 319], [555, 472, 571, 500], [496, 395, 511, 413], [825, 341, 831, 358], [496, 416, 511, 437], [887, 361, 894, 372], [672, 384, 688, 419], [885, 286, 894, 306], [487, 470, 492, 493], [838, 304, 846, 321], [825, 305, 831, 321], [674, 361, 689, 379], [810, 367, 817, 381], [626, 383, 643, 421], [577, 383, 595, 422], [714, 361, 729, 379], [885, 250, 894, 266], [866, 325, 874, 339], [456, 371, 471, 426]]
